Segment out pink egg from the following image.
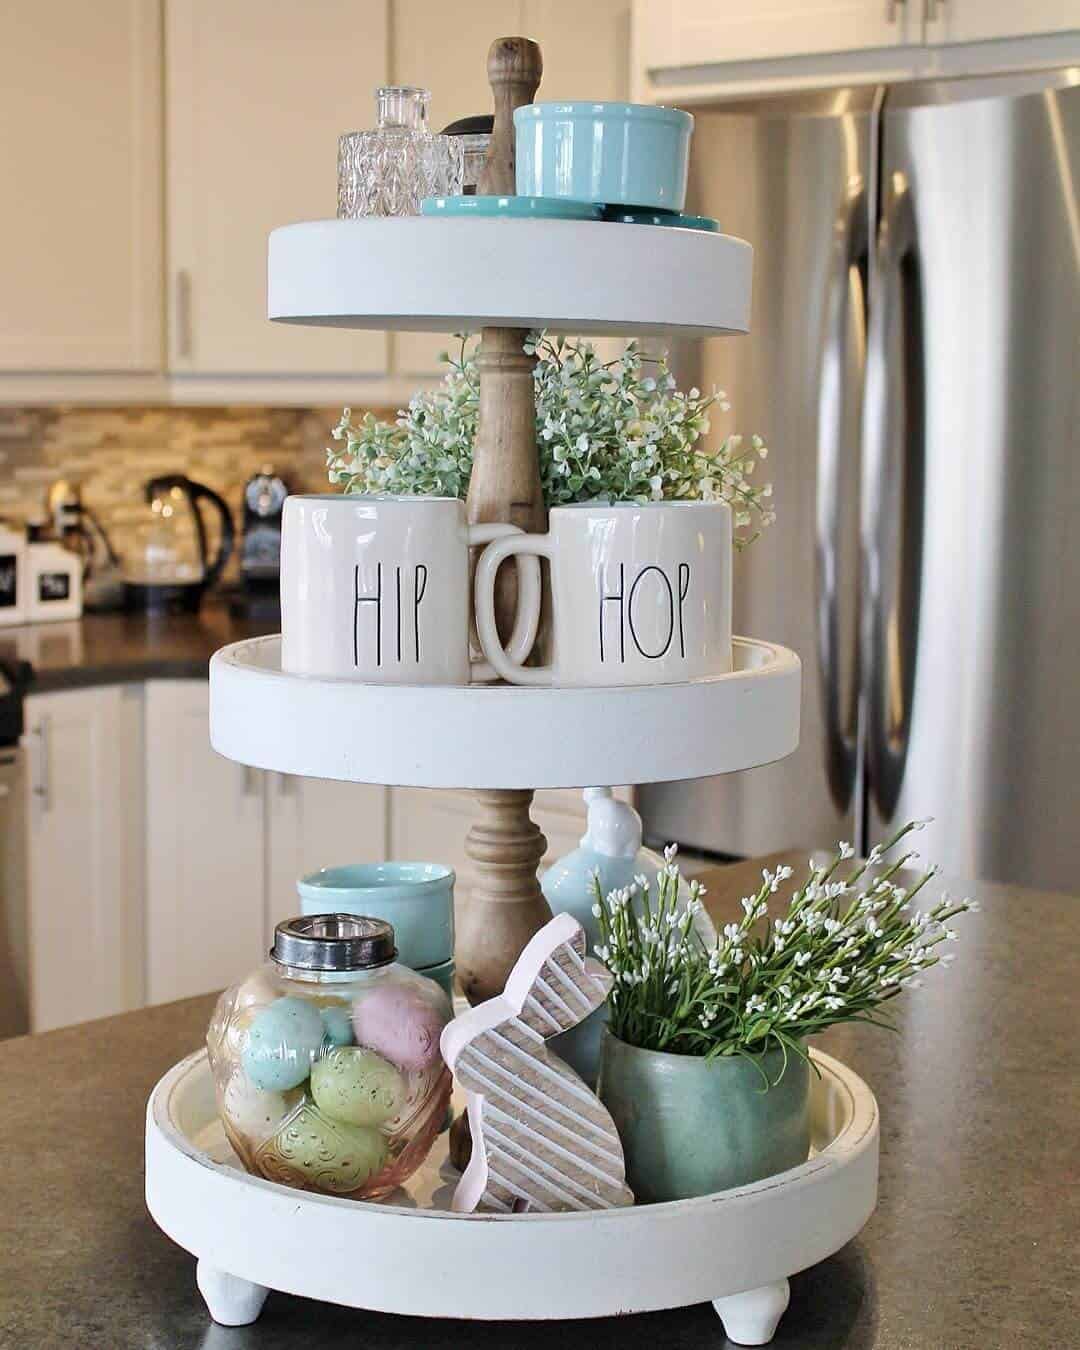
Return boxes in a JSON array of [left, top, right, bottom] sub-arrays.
[[351, 980, 449, 1071]]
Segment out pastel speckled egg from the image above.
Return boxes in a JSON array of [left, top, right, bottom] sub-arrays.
[[263, 1103, 387, 1193], [310, 1046, 406, 1127], [222, 1071, 297, 1146], [320, 1004, 355, 1048], [242, 996, 324, 1091], [351, 978, 451, 1071]]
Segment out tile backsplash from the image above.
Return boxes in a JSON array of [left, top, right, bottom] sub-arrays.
[[0, 404, 389, 573]]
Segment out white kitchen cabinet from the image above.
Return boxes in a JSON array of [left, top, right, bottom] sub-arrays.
[[265, 774, 389, 944], [145, 680, 264, 1005], [0, 1, 163, 375], [924, 2, 1079, 45], [391, 0, 632, 376], [634, 0, 919, 76], [165, 0, 389, 382], [24, 685, 145, 1032]]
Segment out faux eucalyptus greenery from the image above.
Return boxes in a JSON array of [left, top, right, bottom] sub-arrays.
[[592, 822, 975, 1078], [327, 333, 775, 548]]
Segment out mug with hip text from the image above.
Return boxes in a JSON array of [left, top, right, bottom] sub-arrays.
[[474, 501, 733, 687], [281, 495, 540, 684]]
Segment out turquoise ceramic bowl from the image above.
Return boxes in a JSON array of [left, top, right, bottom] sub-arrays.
[[421, 194, 601, 220], [296, 863, 454, 971], [597, 1031, 811, 1202], [514, 102, 694, 210]]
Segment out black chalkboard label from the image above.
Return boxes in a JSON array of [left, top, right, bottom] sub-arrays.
[[0, 555, 16, 608], [38, 571, 71, 602]]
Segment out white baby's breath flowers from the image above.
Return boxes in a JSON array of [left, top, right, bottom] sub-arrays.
[[326, 334, 774, 547], [590, 819, 975, 1069]]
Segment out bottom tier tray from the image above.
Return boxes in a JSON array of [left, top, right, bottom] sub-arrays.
[[146, 1046, 878, 1343]]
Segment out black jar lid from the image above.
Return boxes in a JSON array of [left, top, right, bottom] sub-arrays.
[[271, 914, 397, 972], [441, 114, 493, 137]]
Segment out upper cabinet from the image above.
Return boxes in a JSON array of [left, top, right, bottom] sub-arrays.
[[165, 0, 389, 382], [0, 1, 163, 374], [925, 2, 1080, 44], [634, 0, 1080, 101], [636, 0, 917, 71]]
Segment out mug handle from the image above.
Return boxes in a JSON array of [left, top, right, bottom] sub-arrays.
[[474, 533, 553, 686], [467, 523, 542, 683]]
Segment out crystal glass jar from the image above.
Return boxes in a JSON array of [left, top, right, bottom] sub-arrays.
[[206, 915, 452, 1200], [442, 115, 493, 195], [338, 86, 464, 218]]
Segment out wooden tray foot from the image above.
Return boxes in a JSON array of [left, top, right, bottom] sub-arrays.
[[197, 1259, 269, 1326], [712, 1278, 790, 1345]]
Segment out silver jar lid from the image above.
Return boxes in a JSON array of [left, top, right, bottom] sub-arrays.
[[270, 914, 397, 972]]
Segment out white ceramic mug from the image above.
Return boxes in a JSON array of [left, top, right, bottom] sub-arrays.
[[475, 501, 733, 686], [281, 495, 540, 684]]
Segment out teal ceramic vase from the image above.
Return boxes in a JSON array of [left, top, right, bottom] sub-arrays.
[[597, 1030, 811, 1202]]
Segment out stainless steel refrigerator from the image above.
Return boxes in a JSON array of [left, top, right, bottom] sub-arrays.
[[639, 69, 1080, 892]]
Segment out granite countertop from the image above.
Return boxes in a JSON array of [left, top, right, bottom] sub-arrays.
[[0, 599, 275, 692], [0, 855, 1076, 1348]]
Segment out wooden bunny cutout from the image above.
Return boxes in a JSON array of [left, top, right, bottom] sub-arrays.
[[440, 912, 634, 1213]]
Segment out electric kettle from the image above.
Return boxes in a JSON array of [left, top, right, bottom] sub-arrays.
[[123, 475, 235, 616]]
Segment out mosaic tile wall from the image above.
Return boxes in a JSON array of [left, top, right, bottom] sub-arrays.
[[0, 404, 391, 577]]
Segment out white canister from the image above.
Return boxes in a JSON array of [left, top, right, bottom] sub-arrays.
[[27, 542, 83, 623], [0, 526, 28, 627]]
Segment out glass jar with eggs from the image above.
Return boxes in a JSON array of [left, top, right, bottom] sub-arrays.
[[206, 914, 452, 1200]]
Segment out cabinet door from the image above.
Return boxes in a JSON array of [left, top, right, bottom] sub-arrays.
[[265, 775, 389, 944], [25, 686, 145, 1032], [925, 1, 1079, 43], [635, 0, 918, 73], [145, 681, 264, 1004], [0, 1, 162, 372], [166, 0, 389, 377], [391, 0, 632, 377]]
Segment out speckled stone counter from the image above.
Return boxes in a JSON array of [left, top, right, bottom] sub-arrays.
[[0, 857, 1076, 1349], [0, 601, 273, 692]]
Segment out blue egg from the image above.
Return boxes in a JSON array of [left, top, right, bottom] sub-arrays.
[[320, 1004, 355, 1048], [242, 996, 324, 1091]]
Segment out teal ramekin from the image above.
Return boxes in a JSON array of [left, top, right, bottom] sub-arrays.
[[296, 862, 454, 972], [514, 101, 694, 211]]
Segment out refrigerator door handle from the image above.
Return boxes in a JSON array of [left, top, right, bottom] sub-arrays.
[[862, 170, 926, 821], [816, 183, 868, 813]]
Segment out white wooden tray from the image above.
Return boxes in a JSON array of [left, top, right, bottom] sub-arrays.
[[145, 1047, 878, 1344], [208, 634, 801, 789], [267, 217, 752, 336]]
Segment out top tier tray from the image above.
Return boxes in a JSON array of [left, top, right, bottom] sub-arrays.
[[209, 635, 800, 790], [268, 218, 752, 336]]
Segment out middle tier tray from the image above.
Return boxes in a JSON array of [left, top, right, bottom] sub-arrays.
[[209, 635, 800, 789]]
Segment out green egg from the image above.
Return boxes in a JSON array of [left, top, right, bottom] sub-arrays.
[[264, 1103, 387, 1193], [310, 1046, 406, 1127]]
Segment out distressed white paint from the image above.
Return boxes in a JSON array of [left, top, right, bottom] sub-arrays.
[[209, 635, 801, 789], [145, 1046, 878, 1329], [268, 218, 752, 337]]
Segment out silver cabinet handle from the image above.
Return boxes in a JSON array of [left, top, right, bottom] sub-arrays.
[[175, 268, 193, 360], [885, 0, 904, 22], [816, 181, 868, 814], [30, 719, 50, 811], [861, 170, 925, 822]]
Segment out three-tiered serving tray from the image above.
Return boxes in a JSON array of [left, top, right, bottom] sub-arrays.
[[145, 38, 879, 1346]]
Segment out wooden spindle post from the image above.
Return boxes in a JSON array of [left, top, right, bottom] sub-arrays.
[[457, 38, 551, 1009]]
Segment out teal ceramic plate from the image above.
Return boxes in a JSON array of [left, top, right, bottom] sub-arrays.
[[602, 208, 719, 232], [421, 194, 602, 220]]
